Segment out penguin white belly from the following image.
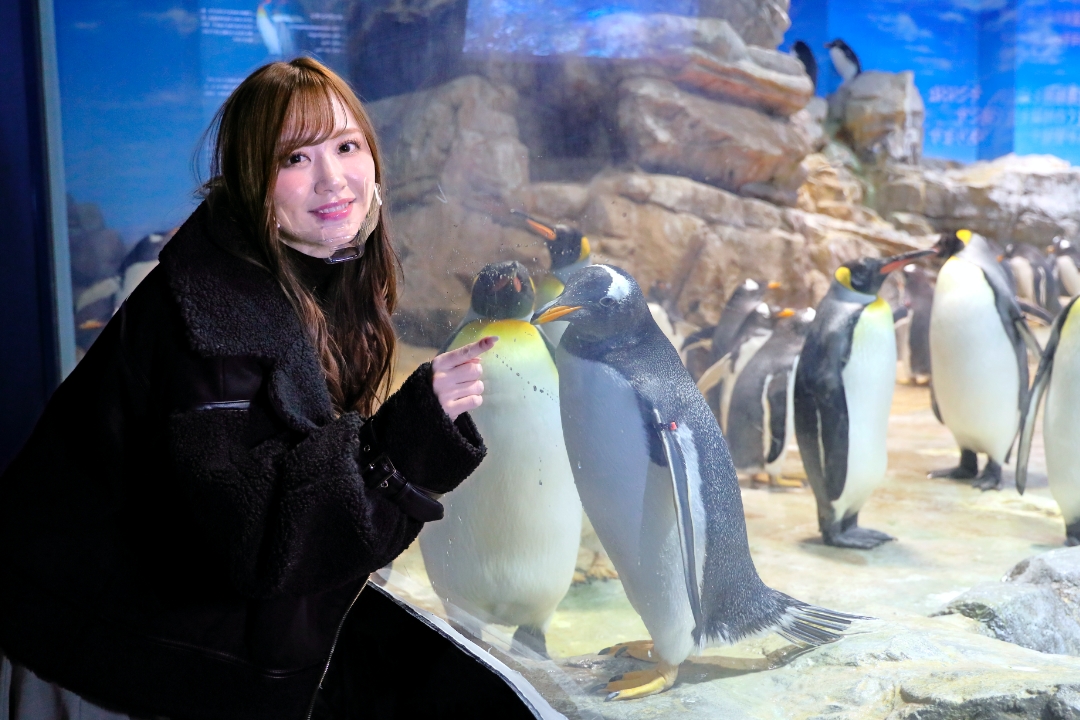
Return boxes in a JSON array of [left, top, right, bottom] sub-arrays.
[[421, 321, 581, 629], [556, 348, 696, 665], [1059, 256, 1080, 297], [832, 300, 895, 521], [721, 331, 771, 433], [930, 258, 1020, 462], [1045, 307, 1080, 525], [1009, 257, 1035, 304], [830, 47, 858, 81]]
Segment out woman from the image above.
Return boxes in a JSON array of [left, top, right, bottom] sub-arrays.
[[0, 58, 495, 719]]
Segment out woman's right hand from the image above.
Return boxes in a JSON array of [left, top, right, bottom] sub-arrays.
[[431, 336, 498, 421]]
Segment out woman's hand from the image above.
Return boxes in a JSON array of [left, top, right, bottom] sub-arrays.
[[432, 336, 498, 421]]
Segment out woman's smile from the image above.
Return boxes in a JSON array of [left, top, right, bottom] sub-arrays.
[[311, 198, 354, 222]]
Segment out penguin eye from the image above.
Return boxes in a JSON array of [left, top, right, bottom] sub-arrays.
[[599, 296, 616, 308]]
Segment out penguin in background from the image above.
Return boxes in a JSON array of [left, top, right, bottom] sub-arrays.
[[825, 39, 861, 84], [895, 263, 934, 384], [697, 302, 779, 434], [928, 230, 1041, 490], [792, 40, 818, 91], [726, 307, 816, 488], [420, 261, 582, 657], [1016, 295, 1080, 546], [682, 279, 781, 381], [113, 229, 174, 311], [514, 212, 591, 347], [795, 248, 936, 549], [1002, 242, 1061, 315], [1049, 236, 1080, 298], [535, 264, 862, 699]]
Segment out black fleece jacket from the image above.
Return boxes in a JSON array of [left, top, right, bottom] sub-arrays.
[[0, 200, 485, 720]]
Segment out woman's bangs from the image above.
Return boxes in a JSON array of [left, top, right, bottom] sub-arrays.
[[277, 81, 345, 159]]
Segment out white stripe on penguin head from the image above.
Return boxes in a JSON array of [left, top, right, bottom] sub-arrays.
[[600, 265, 631, 302]]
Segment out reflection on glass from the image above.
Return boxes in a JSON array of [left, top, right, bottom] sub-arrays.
[[53, 0, 1080, 714]]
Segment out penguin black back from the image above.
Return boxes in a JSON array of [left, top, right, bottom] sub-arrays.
[[792, 40, 818, 91]]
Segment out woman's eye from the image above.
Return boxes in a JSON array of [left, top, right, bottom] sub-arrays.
[[339, 140, 360, 153], [286, 153, 304, 165]]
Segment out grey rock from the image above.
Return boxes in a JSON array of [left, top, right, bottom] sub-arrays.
[[617, 76, 811, 195], [829, 71, 924, 167], [698, 0, 791, 49], [939, 547, 1080, 657]]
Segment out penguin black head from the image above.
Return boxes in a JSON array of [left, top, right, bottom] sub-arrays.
[[1049, 236, 1078, 258], [470, 261, 535, 321], [933, 228, 973, 260], [532, 264, 648, 340], [792, 40, 818, 90], [834, 248, 936, 296], [514, 211, 590, 272]]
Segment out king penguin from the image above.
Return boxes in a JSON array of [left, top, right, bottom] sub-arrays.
[[825, 39, 861, 83], [1016, 295, 1080, 546], [514, 212, 591, 347], [794, 248, 935, 548], [1049, 236, 1080, 298], [420, 261, 582, 657], [535, 264, 862, 700], [726, 308, 815, 488], [928, 230, 1041, 490]]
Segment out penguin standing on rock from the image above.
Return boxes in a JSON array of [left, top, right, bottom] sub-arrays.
[[792, 40, 818, 91], [536, 265, 862, 700], [726, 308, 815, 488], [825, 39, 861, 83], [795, 248, 936, 548], [929, 230, 1041, 490], [1017, 295, 1080, 546], [420, 261, 582, 657]]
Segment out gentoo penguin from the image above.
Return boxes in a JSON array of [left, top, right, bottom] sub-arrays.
[[114, 230, 174, 311], [726, 308, 816, 488], [794, 248, 935, 548], [792, 40, 818, 91], [896, 263, 934, 384], [1003, 242, 1061, 315], [825, 39, 861, 83], [420, 261, 581, 657], [1049, 237, 1080, 298], [514, 212, 591, 348], [697, 302, 779, 433], [929, 230, 1041, 490], [1016, 295, 1080, 545], [536, 264, 861, 699], [682, 279, 780, 382]]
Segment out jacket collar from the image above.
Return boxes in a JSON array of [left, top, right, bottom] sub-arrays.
[[158, 200, 336, 431]]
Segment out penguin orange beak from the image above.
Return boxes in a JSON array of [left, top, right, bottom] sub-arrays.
[[776, 308, 796, 318], [534, 305, 581, 324], [767, 281, 782, 290], [525, 218, 557, 242], [879, 248, 935, 274]]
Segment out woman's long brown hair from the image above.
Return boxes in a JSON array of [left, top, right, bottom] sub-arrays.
[[204, 57, 398, 416]]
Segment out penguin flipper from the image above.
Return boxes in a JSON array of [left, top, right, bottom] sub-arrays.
[[765, 370, 790, 464], [1014, 314, 1044, 353], [651, 408, 704, 635], [696, 354, 732, 395], [929, 381, 944, 425], [1017, 296, 1076, 494], [796, 364, 850, 503]]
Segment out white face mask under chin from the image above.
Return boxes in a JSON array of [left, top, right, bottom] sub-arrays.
[[278, 183, 383, 264]]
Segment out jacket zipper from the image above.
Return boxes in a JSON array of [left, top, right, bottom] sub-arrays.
[[304, 581, 367, 720]]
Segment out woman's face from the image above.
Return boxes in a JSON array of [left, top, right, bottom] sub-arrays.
[[274, 99, 376, 258]]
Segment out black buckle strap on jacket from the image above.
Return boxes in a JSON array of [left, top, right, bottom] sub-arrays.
[[358, 420, 445, 523]]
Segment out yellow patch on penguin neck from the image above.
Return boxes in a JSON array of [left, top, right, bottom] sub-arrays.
[[834, 266, 853, 290], [578, 237, 591, 262], [957, 229, 973, 244]]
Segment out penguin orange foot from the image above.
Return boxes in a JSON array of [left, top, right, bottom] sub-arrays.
[[973, 458, 1002, 491], [605, 662, 678, 701], [770, 474, 804, 489], [929, 449, 979, 480], [599, 640, 657, 662]]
